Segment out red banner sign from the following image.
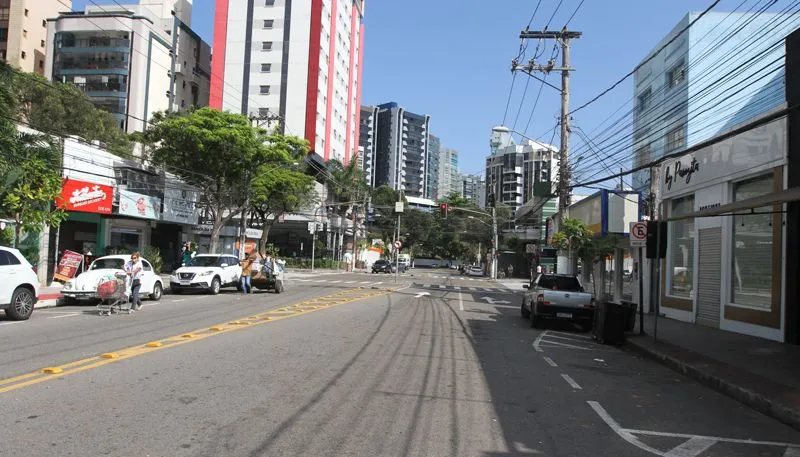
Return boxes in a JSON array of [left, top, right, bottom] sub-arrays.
[[54, 250, 84, 282], [58, 179, 113, 214]]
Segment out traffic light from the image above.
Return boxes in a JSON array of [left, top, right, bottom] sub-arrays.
[[646, 221, 668, 259], [440, 203, 448, 219]]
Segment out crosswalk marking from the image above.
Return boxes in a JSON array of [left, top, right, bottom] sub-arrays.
[[344, 280, 357, 283], [359, 281, 371, 284], [453, 286, 461, 290]]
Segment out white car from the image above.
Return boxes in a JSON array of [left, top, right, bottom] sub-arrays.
[[467, 266, 485, 277], [0, 246, 39, 320], [62, 255, 164, 303], [170, 254, 242, 295]]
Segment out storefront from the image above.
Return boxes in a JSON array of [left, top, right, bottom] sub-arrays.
[[156, 181, 199, 270], [105, 189, 163, 253], [658, 115, 787, 342], [55, 178, 114, 273], [190, 224, 238, 254]]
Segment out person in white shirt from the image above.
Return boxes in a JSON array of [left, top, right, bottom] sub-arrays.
[[124, 252, 144, 311]]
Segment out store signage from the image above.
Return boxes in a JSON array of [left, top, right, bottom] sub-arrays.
[[664, 157, 700, 191], [54, 250, 84, 282], [162, 187, 199, 225], [58, 179, 113, 214], [119, 189, 162, 220]]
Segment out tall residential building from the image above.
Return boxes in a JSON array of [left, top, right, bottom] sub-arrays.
[[374, 102, 430, 198], [427, 133, 440, 199], [211, 0, 365, 164], [0, 0, 68, 74], [358, 105, 378, 186], [461, 174, 486, 208], [45, 0, 210, 133], [437, 147, 459, 198], [486, 125, 558, 219], [632, 11, 798, 191]]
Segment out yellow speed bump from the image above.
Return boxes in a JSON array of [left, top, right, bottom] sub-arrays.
[[209, 326, 224, 331], [145, 342, 162, 348], [41, 367, 63, 374], [260, 316, 272, 321], [181, 334, 195, 338], [100, 353, 119, 359]]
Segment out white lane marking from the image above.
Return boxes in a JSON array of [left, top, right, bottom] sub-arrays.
[[453, 286, 461, 290], [545, 333, 591, 341], [372, 282, 383, 286], [543, 357, 558, 367], [561, 374, 582, 389], [328, 280, 342, 283], [549, 330, 592, 340], [344, 281, 357, 284], [295, 279, 311, 282], [588, 401, 666, 456], [785, 448, 800, 457], [532, 330, 546, 353], [169, 298, 187, 303], [0, 321, 24, 326], [664, 437, 717, 457], [438, 285, 446, 289], [48, 313, 80, 319], [458, 291, 464, 311], [539, 340, 594, 350], [359, 281, 371, 284], [414, 292, 430, 298], [629, 429, 800, 447]]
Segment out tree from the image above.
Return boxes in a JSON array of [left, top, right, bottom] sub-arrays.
[[12, 71, 133, 157], [249, 130, 316, 255], [550, 217, 620, 296], [324, 158, 369, 261], [141, 108, 271, 253], [0, 130, 66, 248]]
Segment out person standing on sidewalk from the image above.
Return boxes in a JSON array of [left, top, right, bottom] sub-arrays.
[[239, 251, 256, 294], [124, 252, 144, 311]]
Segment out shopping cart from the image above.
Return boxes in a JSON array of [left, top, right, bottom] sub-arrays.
[[96, 273, 131, 316]]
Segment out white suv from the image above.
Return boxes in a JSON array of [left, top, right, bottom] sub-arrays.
[[0, 247, 39, 320], [170, 254, 242, 294]]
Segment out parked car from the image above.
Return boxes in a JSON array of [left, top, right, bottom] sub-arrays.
[[372, 259, 395, 274], [250, 257, 286, 293], [412, 258, 441, 268], [521, 274, 595, 330], [62, 255, 164, 303], [0, 246, 39, 320], [170, 254, 242, 294], [467, 266, 485, 277]]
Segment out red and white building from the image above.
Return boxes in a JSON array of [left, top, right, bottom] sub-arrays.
[[210, 0, 365, 163]]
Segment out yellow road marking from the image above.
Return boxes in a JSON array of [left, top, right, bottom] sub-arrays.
[[0, 287, 395, 394]]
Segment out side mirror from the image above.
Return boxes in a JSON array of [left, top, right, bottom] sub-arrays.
[[220, 263, 228, 268], [522, 284, 530, 289]]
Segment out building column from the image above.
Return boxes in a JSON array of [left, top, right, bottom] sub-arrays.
[[614, 248, 624, 302]]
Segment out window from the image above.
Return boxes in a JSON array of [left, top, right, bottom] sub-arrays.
[[0, 28, 7, 41], [24, 8, 28, 16], [668, 61, 686, 88], [635, 143, 652, 168], [0, 250, 21, 266], [731, 174, 774, 309], [0, 8, 9, 21], [22, 29, 27, 38], [263, 19, 274, 29], [38, 59, 43, 69], [261, 41, 272, 51], [668, 195, 695, 298], [258, 108, 270, 116], [638, 87, 652, 112], [142, 260, 153, 272], [265, 0, 275, 4], [20, 51, 25, 59], [40, 39, 45, 47], [666, 126, 685, 152], [260, 63, 271, 72], [259, 85, 270, 94], [42, 19, 46, 27]]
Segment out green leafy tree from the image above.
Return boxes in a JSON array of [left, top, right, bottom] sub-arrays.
[[325, 158, 369, 260], [141, 108, 272, 253], [0, 131, 66, 247], [249, 130, 316, 255]]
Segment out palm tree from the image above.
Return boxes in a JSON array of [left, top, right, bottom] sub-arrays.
[[325, 157, 369, 265]]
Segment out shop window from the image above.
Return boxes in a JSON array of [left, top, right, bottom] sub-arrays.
[[731, 173, 774, 309], [668, 195, 694, 298]]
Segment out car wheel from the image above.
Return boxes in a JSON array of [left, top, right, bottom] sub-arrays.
[[149, 282, 163, 301], [274, 280, 284, 294], [521, 300, 531, 319], [209, 277, 221, 295], [7, 287, 35, 320]]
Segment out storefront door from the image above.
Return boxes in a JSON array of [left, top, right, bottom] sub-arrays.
[[110, 227, 142, 253], [697, 227, 722, 328]]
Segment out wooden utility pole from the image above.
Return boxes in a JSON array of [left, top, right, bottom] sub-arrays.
[[513, 28, 581, 214]]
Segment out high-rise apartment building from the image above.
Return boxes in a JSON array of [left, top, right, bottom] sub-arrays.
[[211, 0, 365, 164], [45, 0, 210, 133], [461, 174, 486, 209], [437, 147, 459, 198], [0, 0, 67, 74], [358, 104, 378, 186], [427, 134, 440, 199], [373, 102, 430, 198]]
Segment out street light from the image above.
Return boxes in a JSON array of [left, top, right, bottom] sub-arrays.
[[310, 205, 326, 272]]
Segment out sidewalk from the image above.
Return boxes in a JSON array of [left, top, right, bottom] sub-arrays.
[[492, 277, 529, 292], [627, 314, 800, 431]]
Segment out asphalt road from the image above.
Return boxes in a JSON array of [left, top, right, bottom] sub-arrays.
[[1, 268, 799, 456]]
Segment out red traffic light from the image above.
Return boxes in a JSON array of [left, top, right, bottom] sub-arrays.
[[440, 203, 448, 218]]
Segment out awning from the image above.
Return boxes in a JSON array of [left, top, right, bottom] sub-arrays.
[[667, 187, 800, 221]]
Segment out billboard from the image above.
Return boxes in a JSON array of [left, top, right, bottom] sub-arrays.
[[57, 179, 113, 214], [119, 189, 162, 220]]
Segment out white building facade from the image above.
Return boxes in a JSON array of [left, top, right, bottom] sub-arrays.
[[211, 0, 365, 164]]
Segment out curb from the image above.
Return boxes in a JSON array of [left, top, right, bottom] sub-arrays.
[[625, 337, 800, 432]]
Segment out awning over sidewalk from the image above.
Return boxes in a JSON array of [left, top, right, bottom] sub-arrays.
[[667, 187, 800, 221]]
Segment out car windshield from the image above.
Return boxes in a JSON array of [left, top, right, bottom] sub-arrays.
[[537, 275, 583, 291], [90, 258, 125, 270], [189, 256, 220, 267], [376, 260, 389, 265]]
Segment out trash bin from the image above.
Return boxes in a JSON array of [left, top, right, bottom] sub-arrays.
[[620, 300, 638, 332], [592, 301, 627, 345]]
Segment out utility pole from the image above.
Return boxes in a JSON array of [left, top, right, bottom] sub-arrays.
[[491, 205, 499, 280], [514, 28, 581, 214], [238, 170, 252, 260]]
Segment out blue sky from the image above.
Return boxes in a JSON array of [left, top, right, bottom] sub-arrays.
[[72, 0, 732, 182]]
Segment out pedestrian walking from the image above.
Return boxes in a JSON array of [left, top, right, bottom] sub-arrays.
[[240, 251, 256, 294], [181, 242, 193, 267], [124, 252, 144, 311]]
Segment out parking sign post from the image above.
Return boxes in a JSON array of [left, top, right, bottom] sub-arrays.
[[630, 222, 647, 336]]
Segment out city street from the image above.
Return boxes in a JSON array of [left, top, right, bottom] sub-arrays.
[[1, 269, 799, 456]]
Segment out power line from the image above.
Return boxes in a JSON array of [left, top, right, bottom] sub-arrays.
[[564, 0, 586, 27], [545, 0, 565, 29]]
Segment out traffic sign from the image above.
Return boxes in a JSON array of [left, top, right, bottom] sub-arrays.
[[525, 243, 537, 254], [630, 222, 647, 247], [394, 240, 402, 249]]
